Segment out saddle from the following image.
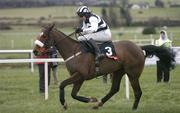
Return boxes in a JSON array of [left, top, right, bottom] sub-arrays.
[[80, 41, 118, 60]]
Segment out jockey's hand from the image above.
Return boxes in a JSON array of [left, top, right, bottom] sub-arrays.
[[75, 28, 83, 33]]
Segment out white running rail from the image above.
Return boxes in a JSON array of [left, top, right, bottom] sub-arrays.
[[0, 58, 64, 100]]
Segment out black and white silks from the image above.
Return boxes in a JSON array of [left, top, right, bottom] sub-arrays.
[[78, 14, 111, 42]]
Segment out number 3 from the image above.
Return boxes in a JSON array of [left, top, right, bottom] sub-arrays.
[[105, 46, 113, 56]]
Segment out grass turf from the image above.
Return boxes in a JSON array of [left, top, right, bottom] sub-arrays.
[[0, 65, 180, 113]]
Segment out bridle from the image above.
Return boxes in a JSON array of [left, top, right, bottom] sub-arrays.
[[35, 30, 77, 53], [34, 28, 83, 62]]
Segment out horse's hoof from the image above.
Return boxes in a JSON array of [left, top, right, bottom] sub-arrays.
[[98, 102, 103, 107], [63, 102, 68, 110], [92, 102, 103, 109], [132, 107, 137, 111], [89, 97, 98, 103]]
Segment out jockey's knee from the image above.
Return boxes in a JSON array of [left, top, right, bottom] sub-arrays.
[[78, 36, 83, 41], [78, 36, 88, 41]]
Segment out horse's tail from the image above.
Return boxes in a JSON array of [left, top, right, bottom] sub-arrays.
[[141, 45, 176, 70]]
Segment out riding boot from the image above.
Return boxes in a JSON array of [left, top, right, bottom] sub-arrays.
[[89, 39, 105, 65]]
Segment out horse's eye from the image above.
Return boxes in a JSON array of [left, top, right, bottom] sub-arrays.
[[42, 35, 46, 39], [40, 34, 47, 40]]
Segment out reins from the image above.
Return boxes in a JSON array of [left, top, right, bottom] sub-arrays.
[[79, 32, 92, 48], [56, 31, 76, 42]]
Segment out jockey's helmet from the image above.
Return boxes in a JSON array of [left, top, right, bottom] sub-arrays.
[[76, 6, 91, 17]]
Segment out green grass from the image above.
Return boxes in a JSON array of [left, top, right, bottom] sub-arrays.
[[0, 6, 77, 18], [0, 6, 180, 21], [0, 65, 180, 113], [0, 6, 103, 19], [0, 26, 180, 51], [0, 6, 104, 26], [0, 25, 74, 50], [131, 7, 180, 22], [129, 0, 180, 6]]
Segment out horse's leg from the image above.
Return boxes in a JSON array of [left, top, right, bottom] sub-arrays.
[[71, 80, 98, 103], [93, 70, 124, 109], [128, 74, 142, 110], [59, 72, 81, 109]]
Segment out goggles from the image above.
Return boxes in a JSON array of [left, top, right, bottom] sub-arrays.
[[77, 12, 85, 17]]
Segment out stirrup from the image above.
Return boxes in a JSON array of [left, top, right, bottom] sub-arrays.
[[95, 54, 105, 61], [97, 54, 105, 60], [95, 67, 100, 75], [95, 59, 100, 74], [95, 60, 100, 66]]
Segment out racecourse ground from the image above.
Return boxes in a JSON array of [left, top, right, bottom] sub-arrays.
[[0, 65, 180, 113]]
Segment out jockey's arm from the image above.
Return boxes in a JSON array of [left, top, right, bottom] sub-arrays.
[[82, 17, 98, 34]]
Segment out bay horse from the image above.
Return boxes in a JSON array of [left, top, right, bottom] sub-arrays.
[[33, 24, 175, 110]]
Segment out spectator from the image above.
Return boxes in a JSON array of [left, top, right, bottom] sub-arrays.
[[48, 46, 59, 85], [155, 30, 172, 83], [35, 51, 51, 93]]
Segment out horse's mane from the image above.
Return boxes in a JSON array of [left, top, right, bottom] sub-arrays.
[[53, 27, 79, 44]]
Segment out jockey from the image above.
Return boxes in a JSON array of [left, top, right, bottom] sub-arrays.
[[75, 6, 112, 65]]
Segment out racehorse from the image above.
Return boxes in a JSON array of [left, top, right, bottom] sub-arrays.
[[33, 24, 175, 110]]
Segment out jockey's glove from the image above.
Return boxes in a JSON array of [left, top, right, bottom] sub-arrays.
[[75, 28, 83, 33]]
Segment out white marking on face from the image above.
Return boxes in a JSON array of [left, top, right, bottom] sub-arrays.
[[40, 32, 44, 37]]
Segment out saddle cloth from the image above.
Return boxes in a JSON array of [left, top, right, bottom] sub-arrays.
[[80, 41, 118, 60]]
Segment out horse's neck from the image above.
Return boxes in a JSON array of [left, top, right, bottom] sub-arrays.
[[52, 29, 80, 60]]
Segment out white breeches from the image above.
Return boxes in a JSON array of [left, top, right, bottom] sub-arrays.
[[78, 29, 112, 42]]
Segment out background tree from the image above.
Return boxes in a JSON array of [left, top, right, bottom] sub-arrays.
[[109, 7, 119, 27], [119, 0, 132, 26], [108, 0, 119, 27], [101, 7, 110, 25], [155, 0, 165, 8]]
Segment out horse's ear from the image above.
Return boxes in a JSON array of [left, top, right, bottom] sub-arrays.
[[43, 23, 55, 35], [47, 23, 55, 31], [49, 23, 55, 30]]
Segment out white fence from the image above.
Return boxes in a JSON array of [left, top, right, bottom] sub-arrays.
[[0, 58, 64, 100], [130, 39, 155, 45], [0, 50, 34, 72], [114, 38, 155, 46]]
